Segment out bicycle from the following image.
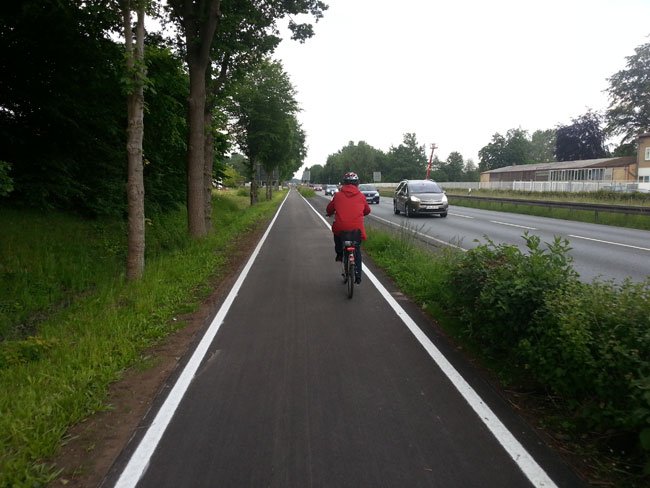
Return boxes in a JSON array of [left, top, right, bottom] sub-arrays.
[[339, 229, 361, 299]]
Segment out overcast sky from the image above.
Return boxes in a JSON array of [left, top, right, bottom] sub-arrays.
[[273, 0, 650, 178]]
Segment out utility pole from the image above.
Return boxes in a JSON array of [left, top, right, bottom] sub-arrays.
[[425, 143, 437, 180]]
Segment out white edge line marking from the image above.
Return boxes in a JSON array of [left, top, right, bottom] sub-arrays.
[[569, 234, 650, 252], [303, 194, 557, 488], [490, 220, 537, 230], [114, 191, 292, 488]]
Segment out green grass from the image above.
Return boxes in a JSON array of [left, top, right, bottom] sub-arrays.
[[448, 195, 650, 231], [0, 190, 285, 487]]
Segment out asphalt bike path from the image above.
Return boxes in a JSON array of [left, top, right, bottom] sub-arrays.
[[106, 189, 583, 488]]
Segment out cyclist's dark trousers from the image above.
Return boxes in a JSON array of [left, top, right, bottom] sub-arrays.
[[334, 234, 362, 281]]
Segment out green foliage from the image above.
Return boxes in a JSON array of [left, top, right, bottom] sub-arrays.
[[447, 233, 578, 355], [479, 128, 532, 171], [556, 110, 608, 162], [324, 141, 387, 184], [606, 40, 650, 144], [0, 2, 189, 217], [364, 228, 456, 314], [297, 186, 315, 197], [142, 44, 189, 214], [0, 336, 58, 368], [228, 58, 305, 187], [0, 192, 284, 486], [0, 161, 13, 197], [524, 278, 650, 474]]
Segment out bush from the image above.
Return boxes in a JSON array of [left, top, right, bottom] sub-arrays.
[[523, 279, 650, 471], [0, 161, 13, 197], [447, 233, 578, 356]]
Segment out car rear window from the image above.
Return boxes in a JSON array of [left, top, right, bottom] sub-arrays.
[[410, 182, 442, 193]]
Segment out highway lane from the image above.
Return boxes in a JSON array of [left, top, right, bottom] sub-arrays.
[[106, 189, 583, 488], [325, 194, 650, 283]]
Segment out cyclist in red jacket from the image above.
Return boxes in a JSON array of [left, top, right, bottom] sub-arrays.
[[326, 172, 371, 284]]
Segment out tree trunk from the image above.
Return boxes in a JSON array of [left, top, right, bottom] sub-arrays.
[[178, 0, 222, 238], [203, 107, 213, 233], [123, 2, 146, 281], [186, 60, 208, 237]]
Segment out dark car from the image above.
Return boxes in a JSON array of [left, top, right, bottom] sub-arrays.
[[393, 179, 448, 217], [359, 184, 380, 204], [324, 184, 338, 196]]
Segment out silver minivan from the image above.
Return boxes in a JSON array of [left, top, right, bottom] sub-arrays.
[[393, 179, 448, 217]]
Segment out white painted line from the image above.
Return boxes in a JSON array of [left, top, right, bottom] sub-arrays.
[[490, 220, 537, 230], [114, 191, 292, 488], [449, 212, 474, 219], [303, 195, 557, 488], [569, 234, 650, 252]]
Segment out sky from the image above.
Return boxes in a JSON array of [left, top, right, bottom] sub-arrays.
[[273, 0, 650, 179]]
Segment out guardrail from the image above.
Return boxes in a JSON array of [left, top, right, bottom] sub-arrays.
[[448, 195, 650, 217]]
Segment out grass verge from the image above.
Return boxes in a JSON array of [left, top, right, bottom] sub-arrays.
[[0, 190, 285, 487]]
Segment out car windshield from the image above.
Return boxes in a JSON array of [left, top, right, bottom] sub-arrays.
[[410, 181, 442, 194], [359, 184, 376, 191]]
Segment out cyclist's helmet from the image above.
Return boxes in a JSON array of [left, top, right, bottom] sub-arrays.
[[342, 172, 359, 186]]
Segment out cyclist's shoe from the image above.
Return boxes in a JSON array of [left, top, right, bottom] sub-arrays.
[[355, 276, 362, 284], [335, 253, 343, 262]]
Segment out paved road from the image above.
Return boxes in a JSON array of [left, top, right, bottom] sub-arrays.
[[106, 189, 584, 488], [351, 194, 650, 283]]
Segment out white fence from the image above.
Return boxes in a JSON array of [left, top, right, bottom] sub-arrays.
[[376, 181, 650, 193]]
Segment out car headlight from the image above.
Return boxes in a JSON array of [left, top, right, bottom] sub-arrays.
[[410, 196, 420, 203], [441, 194, 448, 204]]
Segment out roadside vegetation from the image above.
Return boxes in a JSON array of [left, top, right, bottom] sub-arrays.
[[364, 225, 650, 487], [0, 190, 284, 487]]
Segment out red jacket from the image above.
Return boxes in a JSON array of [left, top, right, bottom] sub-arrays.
[[326, 184, 371, 240]]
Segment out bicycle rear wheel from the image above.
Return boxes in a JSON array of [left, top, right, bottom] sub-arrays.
[[347, 258, 354, 298]]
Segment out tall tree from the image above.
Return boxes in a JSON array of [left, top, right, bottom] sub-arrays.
[[166, 0, 327, 236], [478, 133, 508, 172], [556, 111, 608, 161], [167, 0, 222, 237], [478, 128, 533, 171], [325, 141, 385, 183], [463, 159, 480, 181], [308, 164, 325, 183], [445, 151, 465, 181], [228, 59, 302, 204], [606, 40, 650, 144], [384, 133, 427, 181], [529, 129, 556, 163], [122, 0, 147, 280]]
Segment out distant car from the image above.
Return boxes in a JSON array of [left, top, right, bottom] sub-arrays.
[[359, 184, 380, 204], [314, 184, 322, 191], [324, 184, 338, 196], [393, 179, 448, 217]]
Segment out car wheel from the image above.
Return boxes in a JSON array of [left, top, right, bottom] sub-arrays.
[[440, 211, 448, 218], [393, 203, 400, 215]]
